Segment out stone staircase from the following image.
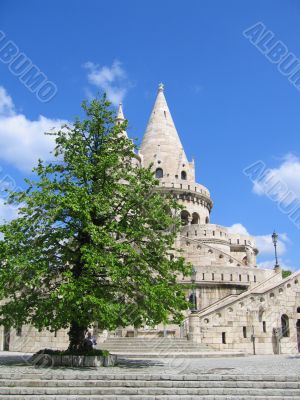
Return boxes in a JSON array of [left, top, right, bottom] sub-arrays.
[[98, 337, 241, 358], [0, 371, 299, 399]]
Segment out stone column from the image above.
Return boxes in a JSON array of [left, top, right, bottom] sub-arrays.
[[187, 313, 201, 343]]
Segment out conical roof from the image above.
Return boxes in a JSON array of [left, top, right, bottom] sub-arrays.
[[116, 103, 125, 122], [140, 83, 191, 181], [115, 103, 128, 138]]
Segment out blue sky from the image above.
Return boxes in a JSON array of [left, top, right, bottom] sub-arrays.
[[0, 0, 300, 270]]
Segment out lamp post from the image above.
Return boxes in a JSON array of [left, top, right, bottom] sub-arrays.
[[272, 230, 280, 269], [191, 266, 197, 313]]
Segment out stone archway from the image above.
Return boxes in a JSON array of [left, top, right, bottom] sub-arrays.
[[191, 212, 200, 225], [180, 210, 190, 226]]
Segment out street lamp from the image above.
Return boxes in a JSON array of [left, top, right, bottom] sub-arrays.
[[191, 266, 197, 313], [272, 230, 280, 269]]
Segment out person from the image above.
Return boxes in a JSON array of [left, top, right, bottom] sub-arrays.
[[84, 331, 97, 350]]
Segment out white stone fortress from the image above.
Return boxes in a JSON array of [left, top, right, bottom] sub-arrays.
[[1, 84, 300, 355], [139, 83, 265, 309], [113, 83, 300, 355]]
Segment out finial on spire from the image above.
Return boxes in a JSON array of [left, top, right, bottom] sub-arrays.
[[158, 82, 164, 92]]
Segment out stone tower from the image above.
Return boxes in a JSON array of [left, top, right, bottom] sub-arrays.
[[139, 83, 212, 225], [139, 84, 278, 310]]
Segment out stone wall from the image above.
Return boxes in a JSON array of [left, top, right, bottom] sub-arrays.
[[196, 271, 300, 354], [0, 325, 69, 353]]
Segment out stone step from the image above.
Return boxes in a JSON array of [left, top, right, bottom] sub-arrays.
[[104, 337, 189, 340], [103, 340, 191, 342], [100, 342, 208, 345], [100, 338, 214, 354], [102, 341, 194, 345], [1, 379, 299, 389], [104, 352, 244, 359], [100, 345, 212, 348], [0, 396, 299, 400], [1, 386, 299, 396], [1, 375, 299, 398], [8, 373, 295, 381], [101, 341, 209, 345]]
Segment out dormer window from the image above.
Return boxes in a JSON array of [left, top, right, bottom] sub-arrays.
[[181, 171, 187, 180], [155, 168, 163, 179]]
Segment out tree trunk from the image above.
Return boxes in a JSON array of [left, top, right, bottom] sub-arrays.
[[68, 321, 87, 351]]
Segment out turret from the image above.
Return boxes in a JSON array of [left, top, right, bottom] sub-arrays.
[[139, 83, 195, 183], [139, 83, 212, 225], [115, 103, 128, 138]]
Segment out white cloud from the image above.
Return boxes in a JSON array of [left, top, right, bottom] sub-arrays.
[[252, 154, 300, 204], [0, 86, 67, 172], [0, 198, 19, 223], [84, 60, 130, 105], [0, 198, 20, 240], [255, 234, 287, 256], [257, 259, 295, 271], [227, 223, 288, 257], [0, 87, 14, 116], [227, 223, 249, 235]]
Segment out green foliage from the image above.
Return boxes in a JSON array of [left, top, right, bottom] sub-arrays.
[[0, 96, 191, 347], [282, 270, 292, 279]]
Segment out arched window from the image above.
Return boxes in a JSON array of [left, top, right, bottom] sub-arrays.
[[297, 307, 300, 313], [155, 168, 163, 179], [181, 171, 187, 180], [205, 216, 209, 224], [281, 314, 290, 337], [191, 212, 200, 225], [180, 210, 190, 226]]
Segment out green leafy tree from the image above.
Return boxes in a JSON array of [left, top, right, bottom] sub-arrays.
[[0, 97, 191, 350], [282, 270, 292, 279]]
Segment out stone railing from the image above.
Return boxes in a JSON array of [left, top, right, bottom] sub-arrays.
[[180, 234, 246, 267], [158, 181, 210, 198]]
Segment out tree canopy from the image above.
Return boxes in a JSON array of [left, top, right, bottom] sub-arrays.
[[0, 96, 191, 349]]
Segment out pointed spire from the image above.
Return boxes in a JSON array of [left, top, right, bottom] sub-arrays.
[[115, 102, 128, 138], [116, 103, 125, 125], [140, 83, 194, 183]]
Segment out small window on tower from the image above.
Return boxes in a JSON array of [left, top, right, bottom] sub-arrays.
[[181, 171, 187, 180], [155, 168, 163, 179]]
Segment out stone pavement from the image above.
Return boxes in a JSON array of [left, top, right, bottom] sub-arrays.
[[0, 351, 300, 376], [0, 352, 300, 399]]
